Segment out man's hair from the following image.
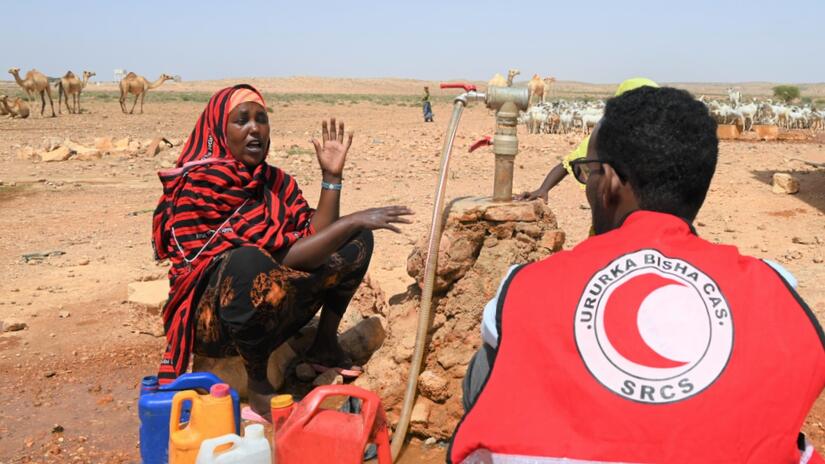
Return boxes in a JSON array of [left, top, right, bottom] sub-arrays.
[[595, 86, 718, 221]]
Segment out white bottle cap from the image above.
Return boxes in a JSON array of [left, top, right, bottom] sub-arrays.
[[244, 423, 265, 439]]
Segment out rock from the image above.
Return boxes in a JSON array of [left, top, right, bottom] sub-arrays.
[[437, 348, 470, 370], [418, 370, 450, 402], [792, 236, 821, 246], [772, 173, 799, 194], [128, 141, 142, 153], [145, 137, 173, 157], [16, 146, 38, 161], [113, 137, 131, 151], [41, 146, 73, 162], [716, 124, 740, 140], [295, 363, 317, 382], [411, 397, 433, 426], [62, 139, 100, 159], [483, 203, 538, 222], [312, 369, 343, 386], [41, 137, 63, 152], [407, 226, 485, 292], [58, 311, 70, 319], [424, 437, 437, 446], [753, 125, 779, 141], [127, 279, 170, 309], [539, 230, 566, 251], [339, 317, 386, 364], [515, 223, 543, 239], [77, 258, 90, 266], [94, 137, 114, 152], [2, 320, 27, 332], [73, 150, 102, 161], [193, 342, 297, 396]]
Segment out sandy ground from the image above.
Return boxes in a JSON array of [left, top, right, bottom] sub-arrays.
[[0, 86, 824, 462]]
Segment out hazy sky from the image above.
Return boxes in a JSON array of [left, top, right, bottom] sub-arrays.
[[4, 0, 823, 84]]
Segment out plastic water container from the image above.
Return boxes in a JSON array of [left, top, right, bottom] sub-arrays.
[[170, 384, 236, 464], [196, 424, 271, 464], [275, 384, 391, 464], [138, 373, 241, 464], [270, 394, 295, 433]]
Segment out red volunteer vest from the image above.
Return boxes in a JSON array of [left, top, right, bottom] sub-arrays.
[[451, 211, 825, 463]]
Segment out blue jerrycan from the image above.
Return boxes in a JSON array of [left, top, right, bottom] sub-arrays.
[[138, 373, 240, 464]]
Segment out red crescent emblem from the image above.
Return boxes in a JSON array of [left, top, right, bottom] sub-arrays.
[[603, 273, 688, 368]]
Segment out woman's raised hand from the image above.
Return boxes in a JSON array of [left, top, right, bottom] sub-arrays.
[[311, 118, 353, 180], [348, 206, 414, 233]]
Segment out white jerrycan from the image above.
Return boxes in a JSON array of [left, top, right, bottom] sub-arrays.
[[196, 423, 271, 464]]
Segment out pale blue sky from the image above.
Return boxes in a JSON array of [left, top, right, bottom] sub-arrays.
[[4, 0, 823, 84]]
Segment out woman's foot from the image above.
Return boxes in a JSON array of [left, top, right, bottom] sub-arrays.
[[304, 337, 359, 371], [247, 378, 275, 421]]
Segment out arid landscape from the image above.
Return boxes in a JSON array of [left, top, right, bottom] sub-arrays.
[[1, 77, 824, 463]]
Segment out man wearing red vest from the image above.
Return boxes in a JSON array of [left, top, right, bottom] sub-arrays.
[[450, 87, 825, 463]]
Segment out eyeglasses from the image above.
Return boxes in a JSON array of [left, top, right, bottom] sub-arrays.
[[569, 159, 609, 185]]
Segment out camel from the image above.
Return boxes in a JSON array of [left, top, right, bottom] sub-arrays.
[[528, 74, 545, 105], [56, 70, 95, 114], [8, 67, 56, 117], [488, 73, 507, 88], [119, 72, 174, 114], [506, 68, 520, 87], [0, 95, 31, 119]]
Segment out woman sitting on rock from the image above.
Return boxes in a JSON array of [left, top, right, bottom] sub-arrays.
[[152, 84, 412, 416]]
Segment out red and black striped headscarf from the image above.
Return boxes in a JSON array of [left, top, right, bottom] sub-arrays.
[[152, 84, 315, 383]]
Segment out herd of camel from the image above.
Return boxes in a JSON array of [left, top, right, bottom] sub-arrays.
[[1, 66, 553, 120], [1, 67, 174, 119], [488, 69, 557, 105]]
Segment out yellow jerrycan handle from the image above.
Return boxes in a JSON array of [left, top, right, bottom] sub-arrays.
[[170, 390, 200, 435]]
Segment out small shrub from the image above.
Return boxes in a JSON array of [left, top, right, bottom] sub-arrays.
[[772, 85, 800, 103]]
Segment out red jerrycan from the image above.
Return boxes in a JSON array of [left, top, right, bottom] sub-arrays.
[[275, 384, 391, 464]]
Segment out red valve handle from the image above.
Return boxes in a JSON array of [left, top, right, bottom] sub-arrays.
[[440, 82, 478, 92], [469, 136, 492, 152]]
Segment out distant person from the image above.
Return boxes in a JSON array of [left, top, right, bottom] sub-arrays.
[[422, 86, 434, 122], [517, 77, 658, 202], [152, 84, 412, 418], [451, 87, 825, 463]]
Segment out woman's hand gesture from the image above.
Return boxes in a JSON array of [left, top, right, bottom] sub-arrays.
[[348, 206, 414, 233], [311, 118, 353, 181]]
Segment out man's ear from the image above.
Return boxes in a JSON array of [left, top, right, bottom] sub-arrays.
[[600, 163, 624, 206]]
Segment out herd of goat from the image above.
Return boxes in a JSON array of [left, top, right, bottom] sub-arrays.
[[520, 94, 825, 135]]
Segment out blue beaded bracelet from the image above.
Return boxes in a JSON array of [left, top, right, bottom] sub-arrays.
[[321, 181, 343, 191]]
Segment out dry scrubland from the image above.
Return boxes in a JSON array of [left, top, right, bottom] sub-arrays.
[[0, 77, 824, 462]]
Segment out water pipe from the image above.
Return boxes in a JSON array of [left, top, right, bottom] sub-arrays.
[[390, 82, 484, 461], [390, 82, 529, 460]]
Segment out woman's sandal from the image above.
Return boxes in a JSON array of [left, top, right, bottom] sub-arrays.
[[241, 406, 271, 424]]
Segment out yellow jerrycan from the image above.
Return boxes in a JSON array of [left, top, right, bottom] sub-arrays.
[[169, 383, 235, 464]]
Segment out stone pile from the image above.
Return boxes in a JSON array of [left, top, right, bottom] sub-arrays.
[[14, 136, 180, 162], [355, 198, 565, 439]]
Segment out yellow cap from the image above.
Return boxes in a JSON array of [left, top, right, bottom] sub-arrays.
[[271, 394, 294, 409], [614, 77, 659, 96]]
